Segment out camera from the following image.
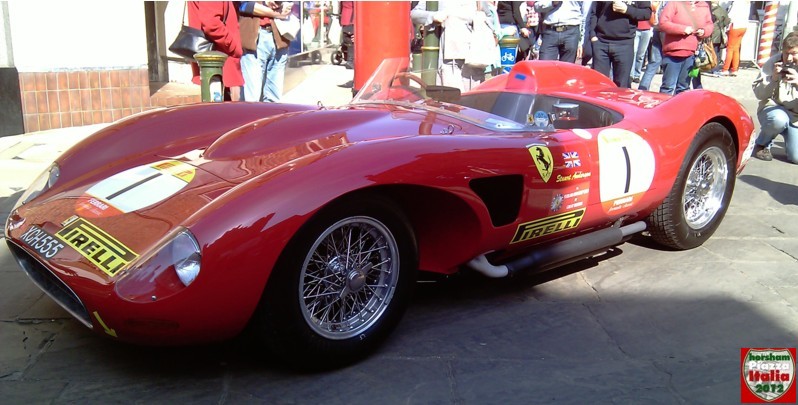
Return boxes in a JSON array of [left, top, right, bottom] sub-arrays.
[[783, 62, 798, 72]]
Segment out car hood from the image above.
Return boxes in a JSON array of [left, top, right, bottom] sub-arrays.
[[197, 106, 474, 181]]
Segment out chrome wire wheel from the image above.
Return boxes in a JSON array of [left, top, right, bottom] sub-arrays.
[[682, 145, 728, 230], [299, 216, 400, 340]]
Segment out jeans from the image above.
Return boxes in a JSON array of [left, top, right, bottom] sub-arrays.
[[638, 30, 662, 91], [756, 105, 798, 163], [241, 27, 289, 102], [539, 25, 580, 63], [591, 38, 635, 88], [659, 54, 694, 95], [631, 28, 652, 79]]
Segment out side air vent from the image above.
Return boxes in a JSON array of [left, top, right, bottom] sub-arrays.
[[469, 175, 523, 227]]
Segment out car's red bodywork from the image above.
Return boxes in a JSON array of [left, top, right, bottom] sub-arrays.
[[5, 60, 754, 348]]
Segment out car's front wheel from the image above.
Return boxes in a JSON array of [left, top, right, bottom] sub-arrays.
[[647, 123, 736, 250], [255, 195, 417, 369]]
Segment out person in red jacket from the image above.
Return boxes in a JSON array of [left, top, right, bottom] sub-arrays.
[[657, 1, 712, 95], [188, 1, 244, 101]]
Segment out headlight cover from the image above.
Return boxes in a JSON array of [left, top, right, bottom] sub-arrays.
[[115, 228, 201, 303], [13, 163, 60, 211]]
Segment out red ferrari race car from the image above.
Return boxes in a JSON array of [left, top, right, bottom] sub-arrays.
[[5, 58, 754, 368]]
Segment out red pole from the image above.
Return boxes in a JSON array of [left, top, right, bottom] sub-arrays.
[[354, 1, 411, 92]]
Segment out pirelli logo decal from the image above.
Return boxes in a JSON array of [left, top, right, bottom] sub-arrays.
[[56, 217, 138, 277], [511, 209, 585, 244]]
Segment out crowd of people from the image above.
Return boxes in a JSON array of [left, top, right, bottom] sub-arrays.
[[185, 1, 795, 165], [186, 1, 346, 103], [411, 1, 795, 164], [409, 1, 759, 95]]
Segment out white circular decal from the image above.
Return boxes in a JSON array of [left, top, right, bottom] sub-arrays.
[[597, 128, 655, 214], [76, 160, 196, 218]]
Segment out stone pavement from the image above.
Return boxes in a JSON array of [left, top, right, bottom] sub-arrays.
[[1, 64, 797, 404]]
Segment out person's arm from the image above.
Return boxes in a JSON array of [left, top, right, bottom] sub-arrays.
[[752, 57, 780, 101], [240, 1, 288, 19], [615, 1, 651, 22], [410, 1, 447, 27], [535, 1, 554, 13]]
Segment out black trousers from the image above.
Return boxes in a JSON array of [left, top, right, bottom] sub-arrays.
[[342, 24, 354, 63], [591, 38, 635, 88]]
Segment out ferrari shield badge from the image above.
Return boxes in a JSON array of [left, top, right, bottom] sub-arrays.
[[528, 144, 553, 183]]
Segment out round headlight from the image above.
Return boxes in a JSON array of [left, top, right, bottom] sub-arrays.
[[115, 228, 202, 303], [172, 230, 201, 286]]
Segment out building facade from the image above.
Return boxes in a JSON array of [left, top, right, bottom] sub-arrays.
[[0, 1, 198, 137]]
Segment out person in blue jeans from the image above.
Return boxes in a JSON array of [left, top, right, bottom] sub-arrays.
[[535, 1, 584, 63], [657, 1, 712, 95], [239, 1, 292, 102], [659, 53, 694, 95], [630, 22, 653, 82], [751, 32, 798, 163], [637, 29, 662, 91]]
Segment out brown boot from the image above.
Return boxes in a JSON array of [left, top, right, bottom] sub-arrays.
[[753, 145, 773, 161]]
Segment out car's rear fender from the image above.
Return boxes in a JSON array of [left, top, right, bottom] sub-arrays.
[[634, 91, 752, 172]]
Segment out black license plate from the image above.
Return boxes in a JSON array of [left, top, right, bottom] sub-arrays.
[[19, 225, 65, 259]]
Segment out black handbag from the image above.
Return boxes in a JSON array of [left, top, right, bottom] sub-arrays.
[[168, 4, 213, 61]]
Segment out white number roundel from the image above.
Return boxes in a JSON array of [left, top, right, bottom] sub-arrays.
[[597, 128, 655, 214]]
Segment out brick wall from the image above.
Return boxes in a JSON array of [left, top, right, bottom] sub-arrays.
[[18, 68, 201, 133]]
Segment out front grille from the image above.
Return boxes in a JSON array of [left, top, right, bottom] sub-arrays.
[[6, 241, 93, 329]]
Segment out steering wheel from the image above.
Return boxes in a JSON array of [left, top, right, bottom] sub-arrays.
[[390, 72, 428, 100]]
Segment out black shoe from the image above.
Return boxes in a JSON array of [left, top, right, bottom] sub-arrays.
[[338, 80, 354, 89], [344, 62, 354, 70]]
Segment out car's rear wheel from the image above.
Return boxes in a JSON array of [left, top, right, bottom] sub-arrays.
[[647, 123, 736, 250], [255, 195, 417, 369]]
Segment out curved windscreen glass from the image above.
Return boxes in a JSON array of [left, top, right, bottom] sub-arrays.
[[350, 58, 620, 132]]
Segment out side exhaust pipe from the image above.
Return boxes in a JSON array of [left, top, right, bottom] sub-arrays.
[[467, 221, 647, 278]]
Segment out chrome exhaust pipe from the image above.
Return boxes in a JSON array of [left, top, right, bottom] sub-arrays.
[[468, 221, 646, 278]]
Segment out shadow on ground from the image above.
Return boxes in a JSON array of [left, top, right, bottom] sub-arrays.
[[739, 174, 798, 206], [1, 244, 792, 403]]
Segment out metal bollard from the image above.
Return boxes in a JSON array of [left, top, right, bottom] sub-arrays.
[[411, 25, 424, 73], [195, 51, 228, 102], [498, 36, 520, 73]]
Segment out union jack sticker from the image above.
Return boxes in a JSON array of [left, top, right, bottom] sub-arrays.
[[563, 151, 581, 168]]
